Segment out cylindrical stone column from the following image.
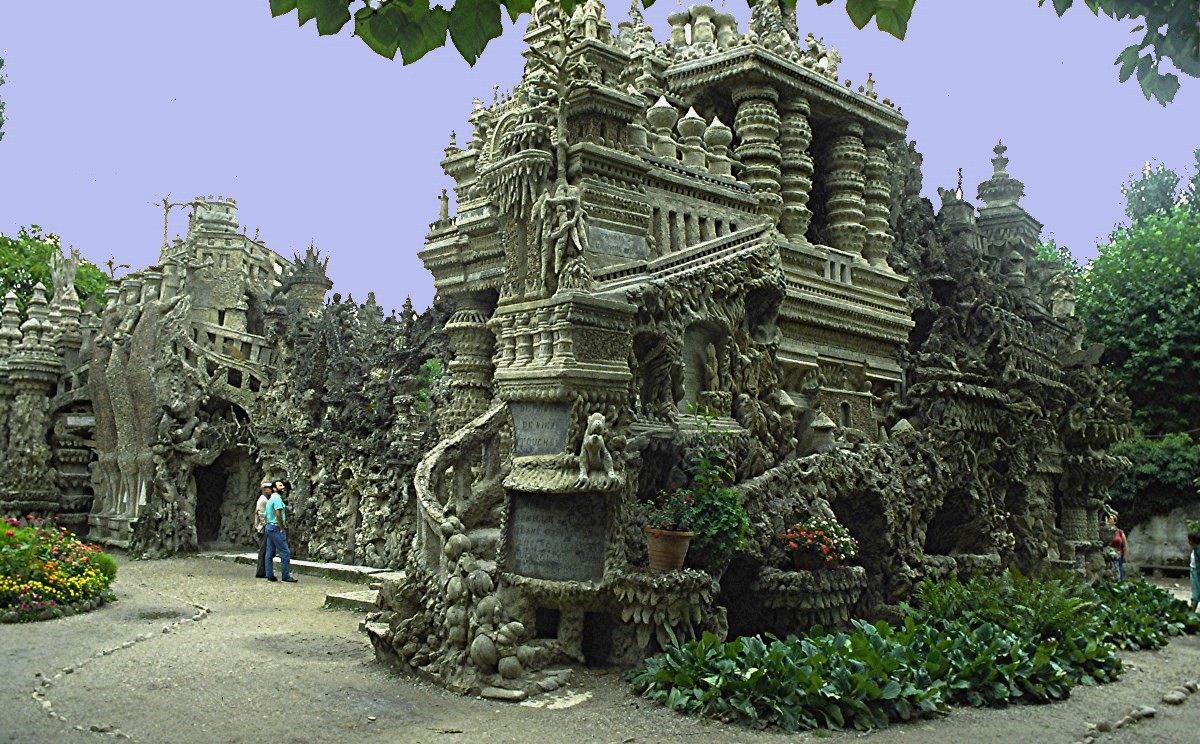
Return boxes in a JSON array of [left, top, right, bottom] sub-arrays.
[[733, 85, 783, 222], [442, 296, 495, 435], [778, 97, 815, 241], [823, 122, 868, 260], [862, 134, 894, 269]]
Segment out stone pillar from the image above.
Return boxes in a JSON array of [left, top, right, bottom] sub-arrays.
[[823, 122, 868, 260], [442, 296, 495, 435], [778, 97, 815, 242], [862, 135, 894, 269], [733, 85, 783, 222], [677, 108, 707, 170]]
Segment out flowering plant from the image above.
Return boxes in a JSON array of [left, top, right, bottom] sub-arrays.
[[781, 515, 859, 564], [636, 489, 697, 532], [1, 515, 117, 622]]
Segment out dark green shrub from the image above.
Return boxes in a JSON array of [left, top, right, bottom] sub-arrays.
[[93, 551, 119, 582], [627, 569, 1188, 733], [1106, 432, 1200, 527]]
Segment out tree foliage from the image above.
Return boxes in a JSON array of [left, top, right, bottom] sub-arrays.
[[1035, 238, 1080, 275], [270, 1, 1197, 103], [0, 226, 110, 312], [1040, 0, 1200, 104], [268, 0, 915, 67], [1122, 161, 1182, 223], [1077, 204, 1200, 434], [1106, 432, 1200, 526]]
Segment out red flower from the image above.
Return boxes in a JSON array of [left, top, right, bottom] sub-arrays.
[[4, 530, 13, 537]]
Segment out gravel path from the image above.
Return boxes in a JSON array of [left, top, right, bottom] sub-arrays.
[[5, 556, 1200, 744]]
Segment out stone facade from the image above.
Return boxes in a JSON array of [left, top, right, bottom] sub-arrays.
[[0, 0, 1132, 704], [360, 0, 1130, 699]]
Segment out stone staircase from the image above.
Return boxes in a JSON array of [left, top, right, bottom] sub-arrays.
[[203, 552, 405, 612]]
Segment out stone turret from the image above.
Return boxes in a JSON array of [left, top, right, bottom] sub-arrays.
[[284, 244, 334, 316]]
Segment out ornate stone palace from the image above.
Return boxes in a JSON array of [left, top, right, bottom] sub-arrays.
[[0, 0, 1130, 704]]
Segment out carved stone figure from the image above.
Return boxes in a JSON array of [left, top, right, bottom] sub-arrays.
[[575, 412, 616, 486]]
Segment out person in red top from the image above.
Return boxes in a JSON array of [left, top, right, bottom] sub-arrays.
[[1107, 510, 1127, 581]]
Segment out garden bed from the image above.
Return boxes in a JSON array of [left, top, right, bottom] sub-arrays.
[[1, 515, 118, 622]]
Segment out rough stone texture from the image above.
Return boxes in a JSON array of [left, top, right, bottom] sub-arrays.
[[2, 0, 1130, 705], [1129, 506, 1200, 568]]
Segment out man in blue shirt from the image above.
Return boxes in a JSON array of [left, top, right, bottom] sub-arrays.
[[263, 480, 298, 583]]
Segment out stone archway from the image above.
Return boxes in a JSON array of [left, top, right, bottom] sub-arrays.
[[192, 448, 257, 549]]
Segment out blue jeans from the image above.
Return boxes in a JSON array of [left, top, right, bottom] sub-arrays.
[[1117, 555, 1124, 582], [264, 524, 292, 580]]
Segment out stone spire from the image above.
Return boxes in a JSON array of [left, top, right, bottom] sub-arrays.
[[0, 291, 22, 348], [977, 141, 1025, 209], [20, 283, 52, 349]]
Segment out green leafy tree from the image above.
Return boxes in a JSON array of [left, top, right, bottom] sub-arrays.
[[1041, 0, 1200, 104], [269, 1, 1198, 102], [1121, 161, 1182, 223], [0, 226, 110, 311], [1036, 238, 1081, 275], [1106, 432, 1200, 526], [268, 0, 916, 67], [1077, 204, 1200, 434]]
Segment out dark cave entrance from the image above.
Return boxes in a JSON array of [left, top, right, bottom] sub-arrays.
[[193, 461, 227, 545], [193, 448, 255, 548]]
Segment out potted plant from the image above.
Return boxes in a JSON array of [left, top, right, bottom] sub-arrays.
[[680, 407, 749, 572], [781, 514, 859, 571], [637, 489, 696, 572]]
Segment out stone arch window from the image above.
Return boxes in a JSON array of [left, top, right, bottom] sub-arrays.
[[839, 401, 851, 427]]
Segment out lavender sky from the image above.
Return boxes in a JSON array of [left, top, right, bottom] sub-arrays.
[[1, 1, 1196, 312]]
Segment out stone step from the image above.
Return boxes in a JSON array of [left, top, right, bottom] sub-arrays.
[[325, 589, 380, 612], [202, 552, 399, 584]]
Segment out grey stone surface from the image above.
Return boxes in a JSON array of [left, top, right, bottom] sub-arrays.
[[510, 402, 572, 456], [507, 492, 606, 582]]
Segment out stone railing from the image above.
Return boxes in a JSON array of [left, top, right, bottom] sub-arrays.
[[414, 401, 508, 574]]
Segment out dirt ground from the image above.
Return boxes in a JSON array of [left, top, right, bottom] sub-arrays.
[[4, 556, 1200, 744]]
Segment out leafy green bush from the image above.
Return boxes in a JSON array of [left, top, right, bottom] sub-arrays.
[[628, 570, 1199, 733], [1106, 432, 1200, 527], [1084, 580, 1200, 649], [93, 551, 119, 582], [679, 407, 748, 571], [1, 515, 117, 621]]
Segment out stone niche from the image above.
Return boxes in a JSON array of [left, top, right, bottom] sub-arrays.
[[506, 491, 607, 582]]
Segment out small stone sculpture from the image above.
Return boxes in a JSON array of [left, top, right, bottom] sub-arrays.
[[575, 412, 616, 487]]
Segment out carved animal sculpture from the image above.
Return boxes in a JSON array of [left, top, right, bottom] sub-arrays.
[[576, 412, 616, 487]]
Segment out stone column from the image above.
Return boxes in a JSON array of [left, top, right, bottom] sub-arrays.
[[442, 296, 495, 436], [778, 97, 815, 242], [733, 85, 783, 222], [862, 134, 894, 269], [823, 122, 868, 260]]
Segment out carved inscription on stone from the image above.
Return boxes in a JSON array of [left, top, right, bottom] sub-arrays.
[[508, 492, 606, 581], [511, 402, 571, 456], [589, 226, 648, 260]]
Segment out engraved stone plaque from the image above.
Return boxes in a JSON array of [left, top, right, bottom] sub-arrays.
[[508, 492, 606, 581], [589, 226, 648, 260], [510, 402, 571, 456]]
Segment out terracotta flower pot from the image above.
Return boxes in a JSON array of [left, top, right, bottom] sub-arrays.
[[790, 551, 834, 571], [645, 527, 693, 572]]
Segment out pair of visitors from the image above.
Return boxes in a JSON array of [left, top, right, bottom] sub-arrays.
[[262, 479, 298, 583], [254, 482, 272, 578]]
